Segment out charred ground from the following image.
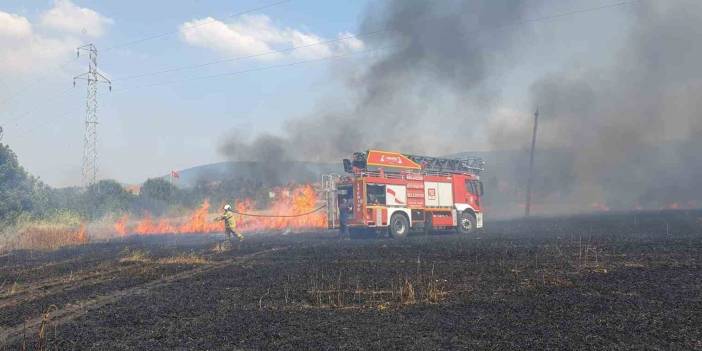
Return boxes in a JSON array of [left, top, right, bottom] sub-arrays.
[[1, 210, 701, 350]]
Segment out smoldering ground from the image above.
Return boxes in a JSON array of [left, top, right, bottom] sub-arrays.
[[219, 0, 702, 217]]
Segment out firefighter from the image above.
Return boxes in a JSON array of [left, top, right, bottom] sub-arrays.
[[217, 204, 243, 244], [338, 197, 352, 238]]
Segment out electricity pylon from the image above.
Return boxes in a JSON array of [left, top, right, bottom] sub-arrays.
[[74, 44, 111, 187]]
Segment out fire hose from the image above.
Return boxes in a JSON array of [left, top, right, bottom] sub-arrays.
[[229, 204, 328, 218]]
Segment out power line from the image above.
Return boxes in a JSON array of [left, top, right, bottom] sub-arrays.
[[111, 0, 640, 84], [2, 47, 383, 136], [0, 59, 79, 107], [0, 0, 290, 104], [2, 0, 641, 135], [112, 32, 376, 82], [3, 0, 639, 102], [112, 45, 390, 93], [516, 0, 640, 25], [8, 108, 78, 139], [113, 0, 640, 92], [1, 87, 75, 126], [103, 0, 291, 52]]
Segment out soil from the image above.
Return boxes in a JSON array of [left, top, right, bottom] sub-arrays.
[[1, 210, 701, 350]]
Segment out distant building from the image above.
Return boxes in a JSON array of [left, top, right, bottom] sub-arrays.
[[124, 184, 141, 195]]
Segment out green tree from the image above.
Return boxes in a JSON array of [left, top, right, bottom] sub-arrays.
[[136, 178, 181, 215], [140, 178, 177, 202], [0, 143, 45, 225], [84, 180, 135, 219]]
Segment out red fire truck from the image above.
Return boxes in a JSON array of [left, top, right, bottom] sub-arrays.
[[324, 150, 485, 238]]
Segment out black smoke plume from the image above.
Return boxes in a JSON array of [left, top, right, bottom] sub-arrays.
[[219, 0, 702, 216], [491, 1, 702, 215], [220, 0, 536, 162]]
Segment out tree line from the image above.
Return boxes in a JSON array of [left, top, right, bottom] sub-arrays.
[[0, 143, 273, 228]]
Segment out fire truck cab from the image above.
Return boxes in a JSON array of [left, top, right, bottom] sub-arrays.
[[324, 150, 485, 239]]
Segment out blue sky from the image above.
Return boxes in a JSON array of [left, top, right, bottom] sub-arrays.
[[0, 0, 633, 186]]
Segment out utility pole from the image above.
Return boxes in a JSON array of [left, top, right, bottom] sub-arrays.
[[525, 107, 539, 217], [74, 44, 111, 187]]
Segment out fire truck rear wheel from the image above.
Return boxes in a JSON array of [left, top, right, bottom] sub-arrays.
[[389, 213, 410, 239], [457, 212, 476, 234]]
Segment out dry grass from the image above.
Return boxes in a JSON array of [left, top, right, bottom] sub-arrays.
[[543, 273, 576, 288], [1, 210, 88, 252], [12, 225, 88, 251], [399, 278, 416, 304], [7, 282, 21, 296], [37, 305, 59, 351], [623, 262, 646, 268], [157, 253, 208, 265], [118, 249, 207, 265], [305, 264, 448, 309], [119, 249, 150, 263], [211, 241, 237, 253], [211, 244, 227, 254], [18, 305, 60, 351]]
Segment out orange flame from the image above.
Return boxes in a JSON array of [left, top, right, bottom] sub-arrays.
[[76, 224, 88, 244], [591, 202, 610, 212], [236, 185, 326, 232], [114, 215, 128, 236], [177, 200, 222, 233], [114, 184, 326, 236]]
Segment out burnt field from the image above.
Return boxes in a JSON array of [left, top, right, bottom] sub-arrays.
[[1, 210, 701, 350]]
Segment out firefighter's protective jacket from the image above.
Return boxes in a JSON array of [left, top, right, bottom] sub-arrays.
[[219, 210, 237, 229]]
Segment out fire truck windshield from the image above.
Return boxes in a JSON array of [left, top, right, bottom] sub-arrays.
[[466, 180, 484, 196], [367, 184, 386, 205]]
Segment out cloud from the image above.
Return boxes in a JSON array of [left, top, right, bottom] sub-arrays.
[[40, 0, 113, 38], [0, 11, 32, 38], [336, 32, 364, 52], [179, 14, 364, 60], [0, 10, 78, 75], [0, 2, 110, 75]]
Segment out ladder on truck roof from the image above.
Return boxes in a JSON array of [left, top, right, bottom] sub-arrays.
[[406, 154, 485, 175], [348, 151, 485, 175]]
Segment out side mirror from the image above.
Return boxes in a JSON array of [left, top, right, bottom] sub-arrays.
[[479, 181, 484, 197], [343, 159, 352, 173]]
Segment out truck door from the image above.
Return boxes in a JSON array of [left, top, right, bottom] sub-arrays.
[[437, 182, 453, 207], [425, 182, 439, 207], [385, 184, 407, 206], [426, 181, 453, 207]]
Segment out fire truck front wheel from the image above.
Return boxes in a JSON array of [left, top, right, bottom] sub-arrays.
[[457, 212, 476, 234], [389, 213, 410, 239]]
